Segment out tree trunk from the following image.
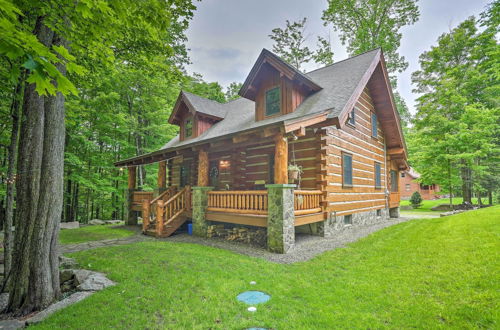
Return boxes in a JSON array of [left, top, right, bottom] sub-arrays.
[[7, 22, 66, 315], [3, 71, 24, 288], [461, 162, 472, 205], [488, 190, 493, 206], [448, 161, 453, 208]]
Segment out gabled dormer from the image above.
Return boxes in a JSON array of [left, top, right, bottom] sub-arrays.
[[239, 49, 322, 121], [168, 91, 226, 141]]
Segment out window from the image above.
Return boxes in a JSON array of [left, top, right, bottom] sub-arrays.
[[342, 153, 353, 187], [374, 162, 382, 188], [401, 172, 406, 178], [265, 87, 280, 116], [344, 215, 352, 224], [405, 184, 411, 191], [180, 163, 191, 187], [390, 170, 398, 192], [376, 209, 382, 217], [371, 113, 378, 138], [185, 118, 193, 138], [348, 109, 356, 126]]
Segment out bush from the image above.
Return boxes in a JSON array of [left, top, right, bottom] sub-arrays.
[[410, 191, 423, 209]]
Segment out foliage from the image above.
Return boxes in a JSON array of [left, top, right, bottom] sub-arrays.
[[400, 197, 488, 214], [409, 191, 423, 209], [322, 0, 420, 81], [312, 35, 334, 66], [225, 82, 243, 101], [32, 206, 499, 329], [59, 225, 134, 245]]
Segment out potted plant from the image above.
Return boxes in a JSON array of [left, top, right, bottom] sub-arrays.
[[288, 164, 302, 181]]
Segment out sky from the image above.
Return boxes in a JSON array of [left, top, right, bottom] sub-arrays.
[[185, 0, 491, 113]]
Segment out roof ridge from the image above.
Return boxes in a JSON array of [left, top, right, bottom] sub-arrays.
[[305, 48, 381, 75], [181, 90, 224, 104]]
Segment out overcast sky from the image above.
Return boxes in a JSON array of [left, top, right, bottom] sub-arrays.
[[185, 0, 491, 113]]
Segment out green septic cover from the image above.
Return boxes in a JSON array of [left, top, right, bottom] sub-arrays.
[[237, 291, 270, 305]]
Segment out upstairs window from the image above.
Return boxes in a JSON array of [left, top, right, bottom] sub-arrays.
[[374, 162, 382, 188], [265, 87, 280, 116], [371, 113, 378, 138], [342, 153, 353, 187], [185, 118, 193, 138], [348, 109, 356, 126]]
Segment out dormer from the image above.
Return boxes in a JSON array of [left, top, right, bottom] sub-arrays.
[[239, 49, 322, 121], [168, 91, 226, 141]]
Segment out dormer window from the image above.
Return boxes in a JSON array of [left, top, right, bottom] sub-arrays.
[[265, 87, 280, 116], [185, 118, 193, 138]]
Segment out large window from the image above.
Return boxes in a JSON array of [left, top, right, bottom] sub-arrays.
[[184, 118, 193, 138], [371, 112, 378, 138], [265, 87, 280, 116], [342, 153, 353, 187], [390, 170, 398, 192], [374, 162, 382, 188]]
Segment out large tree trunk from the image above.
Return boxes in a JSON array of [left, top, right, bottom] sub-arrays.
[[7, 21, 66, 315], [461, 162, 472, 205]]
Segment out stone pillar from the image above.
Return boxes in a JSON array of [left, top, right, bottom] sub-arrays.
[[127, 166, 138, 225], [192, 186, 214, 237], [266, 184, 295, 253], [389, 207, 400, 218]]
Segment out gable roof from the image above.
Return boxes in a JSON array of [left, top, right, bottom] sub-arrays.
[[115, 48, 406, 167], [168, 91, 227, 124], [239, 49, 322, 100]]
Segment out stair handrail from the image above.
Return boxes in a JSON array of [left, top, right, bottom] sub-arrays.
[[156, 186, 190, 234], [150, 186, 176, 205]]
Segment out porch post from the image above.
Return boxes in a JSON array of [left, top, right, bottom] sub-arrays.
[[192, 186, 213, 237], [197, 149, 209, 186], [274, 132, 288, 184], [266, 184, 295, 253], [127, 166, 138, 225], [157, 160, 167, 193]]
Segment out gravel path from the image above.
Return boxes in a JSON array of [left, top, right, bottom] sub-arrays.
[[165, 216, 425, 264]]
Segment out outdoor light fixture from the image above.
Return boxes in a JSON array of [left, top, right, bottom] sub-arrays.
[[219, 160, 230, 168]]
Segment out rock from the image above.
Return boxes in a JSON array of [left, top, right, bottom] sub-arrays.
[[431, 204, 452, 211], [0, 319, 25, 330], [59, 256, 78, 269], [59, 269, 74, 284], [60, 221, 80, 229], [77, 272, 115, 291], [104, 220, 123, 225], [73, 269, 93, 286], [61, 280, 75, 293], [89, 219, 105, 225], [25, 291, 94, 325]]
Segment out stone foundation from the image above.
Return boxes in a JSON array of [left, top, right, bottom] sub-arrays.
[[192, 186, 214, 237], [266, 184, 295, 253], [207, 223, 266, 247], [317, 208, 390, 237], [389, 206, 400, 218]]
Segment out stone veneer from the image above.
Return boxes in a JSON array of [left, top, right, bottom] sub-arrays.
[[266, 184, 296, 253], [192, 186, 214, 237], [316, 208, 390, 237], [389, 206, 400, 218]]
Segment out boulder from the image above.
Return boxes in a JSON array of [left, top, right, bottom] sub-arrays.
[[59, 256, 78, 269], [73, 269, 93, 285], [77, 272, 115, 291], [60, 221, 80, 229], [61, 280, 75, 293], [89, 219, 105, 225], [0, 319, 25, 330], [431, 204, 452, 211], [105, 220, 123, 225], [59, 269, 74, 284]]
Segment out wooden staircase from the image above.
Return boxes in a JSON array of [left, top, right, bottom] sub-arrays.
[[141, 186, 191, 238]]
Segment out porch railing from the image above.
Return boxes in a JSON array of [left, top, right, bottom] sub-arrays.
[[294, 190, 322, 215], [206, 189, 323, 216], [207, 190, 268, 215]]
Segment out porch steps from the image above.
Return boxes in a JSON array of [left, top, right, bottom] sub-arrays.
[[143, 214, 189, 238]]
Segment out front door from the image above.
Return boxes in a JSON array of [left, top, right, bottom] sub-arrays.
[[209, 160, 219, 188], [180, 162, 191, 187]]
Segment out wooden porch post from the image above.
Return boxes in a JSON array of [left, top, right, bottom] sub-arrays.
[[274, 132, 288, 184], [197, 149, 209, 187], [157, 160, 167, 192], [127, 166, 138, 225]]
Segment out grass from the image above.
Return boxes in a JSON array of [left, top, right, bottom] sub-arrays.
[[58, 225, 134, 245], [400, 197, 484, 214], [34, 206, 499, 329]]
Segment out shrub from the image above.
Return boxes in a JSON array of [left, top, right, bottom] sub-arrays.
[[410, 191, 423, 209]]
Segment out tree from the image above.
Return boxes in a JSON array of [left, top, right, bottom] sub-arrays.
[[410, 191, 423, 209], [312, 35, 334, 66], [0, 0, 197, 315], [322, 0, 420, 82], [225, 82, 242, 101]]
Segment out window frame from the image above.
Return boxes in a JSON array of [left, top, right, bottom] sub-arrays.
[[342, 152, 353, 188], [374, 162, 382, 189], [347, 108, 356, 126], [371, 112, 378, 138], [184, 116, 193, 139], [264, 86, 281, 117]]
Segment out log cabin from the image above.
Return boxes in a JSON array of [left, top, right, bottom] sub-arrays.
[[115, 48, 408, 253], [400, 167, 441, 200]]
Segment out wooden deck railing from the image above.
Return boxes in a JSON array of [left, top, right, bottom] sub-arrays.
[[294, 190, 322, 215], [132, 191, 154, 211], [207, 190, 268, 215]]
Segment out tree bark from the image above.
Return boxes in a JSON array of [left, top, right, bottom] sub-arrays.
[[7, 21, 66, 315]]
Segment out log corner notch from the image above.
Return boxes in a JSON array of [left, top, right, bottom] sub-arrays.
[[274, 132, 288, 184], [197, 148, 209, 186]]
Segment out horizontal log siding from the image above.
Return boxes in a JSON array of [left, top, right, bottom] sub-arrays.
[[323, 88, 389, 216]]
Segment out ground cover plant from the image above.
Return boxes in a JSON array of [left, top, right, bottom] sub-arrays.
[[58, 225, 134, 245], [400, 197, 485, 214], [31, 206, 499, 329]]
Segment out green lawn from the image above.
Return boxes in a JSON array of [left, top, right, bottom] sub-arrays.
[[401, 197, 484, 214], [59, 225, 134, 245], [36, 206, 499, 329]]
